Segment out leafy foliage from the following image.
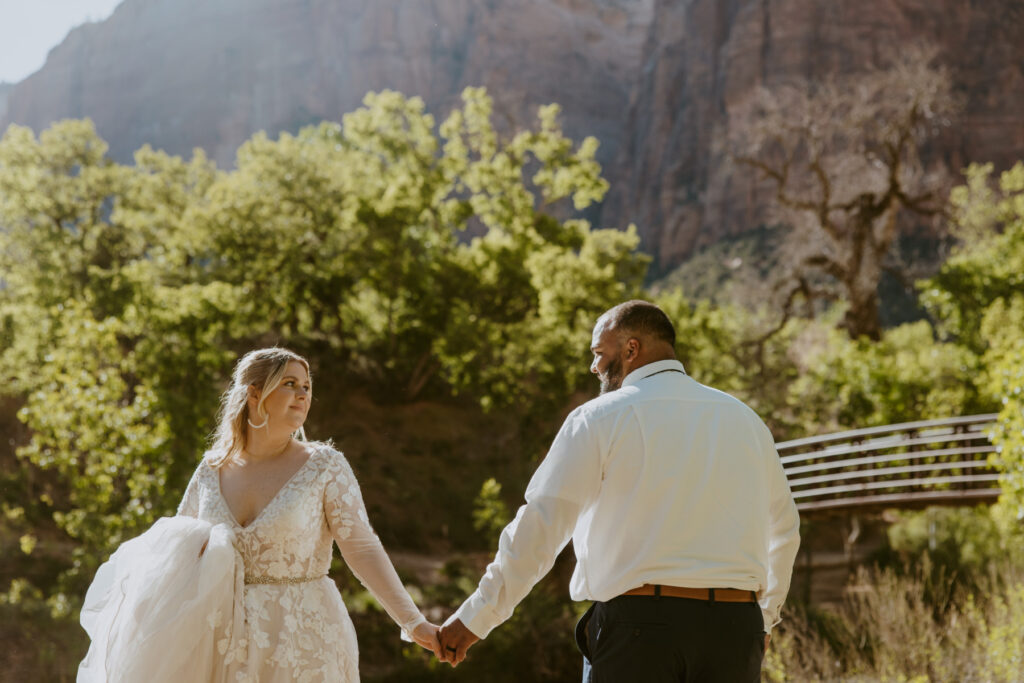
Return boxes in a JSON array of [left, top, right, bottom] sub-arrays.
[[922, 162, 1024, 521], [884, 507, 1024, 583], [4, 86, 1024, 682], [922, 163, 1024, 350], [788, 320, 988, 432], [0, 88, 644, 615], [472, 478, 512, 547], [982, 296, 1024, 527]]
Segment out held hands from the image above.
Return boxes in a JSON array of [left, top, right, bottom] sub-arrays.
[[437, 618, 479, 667], [409, 621, 442, 660], [408, 617, 479, 667]]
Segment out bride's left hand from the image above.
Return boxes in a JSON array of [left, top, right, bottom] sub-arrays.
[[410, 621, 442, 659]]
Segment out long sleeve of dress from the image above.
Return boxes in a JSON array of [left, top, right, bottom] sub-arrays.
[[176, 464, 202, 518], [323, 450, 427, 636]]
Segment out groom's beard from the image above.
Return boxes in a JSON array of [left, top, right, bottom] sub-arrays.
[[599, 357, 625, 394]]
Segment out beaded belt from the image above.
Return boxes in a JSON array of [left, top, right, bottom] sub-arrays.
[[245, 574, 325, 586]]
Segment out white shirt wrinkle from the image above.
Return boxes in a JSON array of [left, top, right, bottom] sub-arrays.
[[452, 359, 800, 638]]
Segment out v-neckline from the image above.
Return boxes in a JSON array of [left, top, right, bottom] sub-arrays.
[[215, 447, 317, 529]]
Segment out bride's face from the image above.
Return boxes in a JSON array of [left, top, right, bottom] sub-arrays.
[[256, 361, 312, 432]]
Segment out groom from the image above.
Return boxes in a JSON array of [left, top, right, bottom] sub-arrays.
[[438, 300, 800, 681]]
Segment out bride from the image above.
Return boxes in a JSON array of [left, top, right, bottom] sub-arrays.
[[78, 347, 441, 682]]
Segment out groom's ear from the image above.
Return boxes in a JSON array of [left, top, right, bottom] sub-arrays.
[[625, 337, 640, 359]]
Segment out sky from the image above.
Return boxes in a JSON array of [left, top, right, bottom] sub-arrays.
[[0, 0, 124, 84]]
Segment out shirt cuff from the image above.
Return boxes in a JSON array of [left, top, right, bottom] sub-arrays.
[[761, 606, 779, 634], [449, 590, 502, 640], [399, 613, 427, 642]]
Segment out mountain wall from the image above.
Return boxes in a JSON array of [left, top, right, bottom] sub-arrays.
[[615, 0, 1024, 269], [0, 0, 652, 170], [0, 83, 12, 121], [3, 0, 1022, 269]]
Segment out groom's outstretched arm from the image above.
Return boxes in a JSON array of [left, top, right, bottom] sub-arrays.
[[447, 496, 581, 637], [441, 408, 601, 663]]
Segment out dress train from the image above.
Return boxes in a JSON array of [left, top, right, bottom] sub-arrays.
[[77, 516, 244, 683]]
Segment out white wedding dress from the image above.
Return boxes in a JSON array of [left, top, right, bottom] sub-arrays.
[[78, 443, 426, 683]]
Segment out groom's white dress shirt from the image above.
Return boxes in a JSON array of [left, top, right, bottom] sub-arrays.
[[451, 359, 801, 638]]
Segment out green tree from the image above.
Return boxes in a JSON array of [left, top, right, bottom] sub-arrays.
[[0, 88, 651, 618], [922, 162, 1024, 351], [921, 162, 1024, 521], [788, 321, 987, 433], [12, 304, 172, 615], [185, 88, 646, 409], [0, 122, 227, 608], [981, 296, 1024, 527]]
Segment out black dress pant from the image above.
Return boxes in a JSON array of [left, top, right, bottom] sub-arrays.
[[575, 595, 765, 682]]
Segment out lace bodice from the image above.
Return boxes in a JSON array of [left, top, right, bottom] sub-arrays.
[[177, 443, 425, 634]]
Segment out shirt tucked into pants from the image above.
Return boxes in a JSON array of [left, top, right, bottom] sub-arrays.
[[449, 360, 800, 680], [576, 594, 765, 682]]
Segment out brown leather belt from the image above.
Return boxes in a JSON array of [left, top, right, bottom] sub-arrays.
[[622, 584, 757, 603]]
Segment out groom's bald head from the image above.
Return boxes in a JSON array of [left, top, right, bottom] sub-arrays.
[[597, 300, 676, 351]]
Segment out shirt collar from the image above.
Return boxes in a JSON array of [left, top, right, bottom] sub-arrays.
[[620, 359, 687, 389]]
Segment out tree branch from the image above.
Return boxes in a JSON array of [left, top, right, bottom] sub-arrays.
[[734, 155, 821, 213], [802, 253, 847, 282]]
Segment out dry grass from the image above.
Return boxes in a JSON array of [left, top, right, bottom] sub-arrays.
[[766, 562, 1024, 681]]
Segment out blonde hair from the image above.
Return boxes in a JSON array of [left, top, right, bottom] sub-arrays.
[[207, 347, 311, 468]]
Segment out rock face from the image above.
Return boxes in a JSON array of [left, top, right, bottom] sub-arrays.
[[3, 0, 1023, 270], [0, 83, 12, 121], [616, 0, 1024, 270], [0, 0, 653, 172]]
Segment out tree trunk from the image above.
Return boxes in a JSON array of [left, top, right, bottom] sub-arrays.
[[840, 286, 882, 340]]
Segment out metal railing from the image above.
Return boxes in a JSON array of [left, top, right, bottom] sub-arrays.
[[777, 414, 1001, 513]]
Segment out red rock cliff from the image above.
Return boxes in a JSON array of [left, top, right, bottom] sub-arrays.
[[613, 0, 1024, 269], [3, 0, 1022, 270]]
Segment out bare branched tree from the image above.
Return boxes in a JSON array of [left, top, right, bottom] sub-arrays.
[[732, 45, 959, 340]]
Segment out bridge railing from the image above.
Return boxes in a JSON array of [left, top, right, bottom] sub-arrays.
[[776, 414, 1001, 513]]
